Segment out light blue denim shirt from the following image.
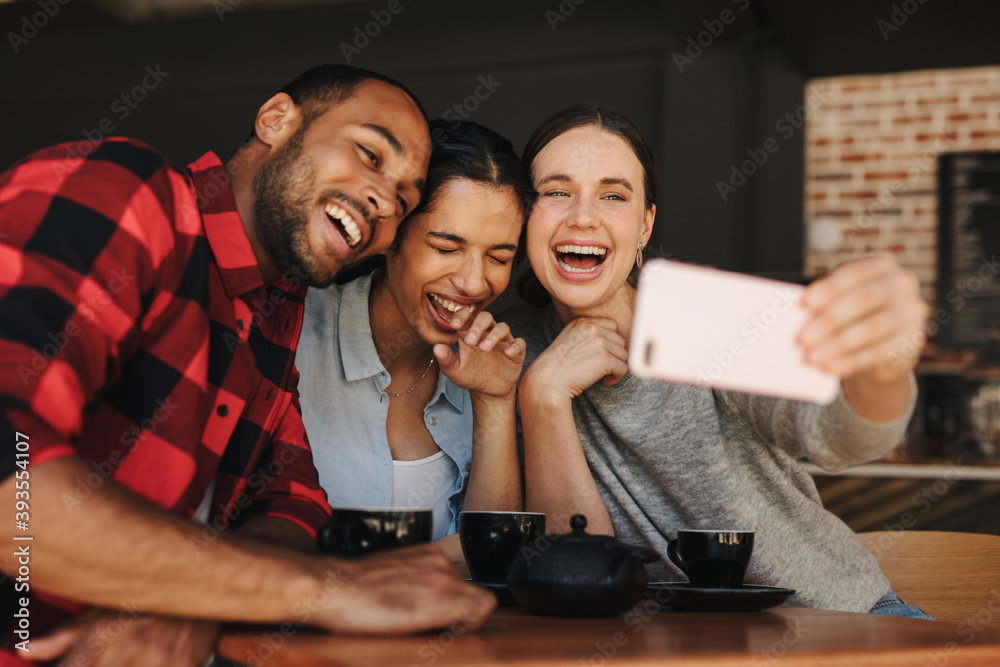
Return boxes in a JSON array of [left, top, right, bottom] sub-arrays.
[[297, 272, 472, 536]]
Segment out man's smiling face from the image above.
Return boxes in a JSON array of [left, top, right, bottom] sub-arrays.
[[252, 80, 431, 287]]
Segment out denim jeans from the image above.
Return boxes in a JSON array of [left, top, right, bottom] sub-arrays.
[[869, 589, 934, 620]]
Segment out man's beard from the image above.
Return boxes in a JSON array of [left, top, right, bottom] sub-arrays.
[[251, 129, 375, 288]]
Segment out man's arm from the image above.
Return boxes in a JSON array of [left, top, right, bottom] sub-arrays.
[[23, 515, 320, 667], [2, 456, 494, 633], [237, 515, 318, 553]]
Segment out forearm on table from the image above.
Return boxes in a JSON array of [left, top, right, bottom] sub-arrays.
[[237, 515, 319, 554], [1, 456, 328, 623], [519, 385, 612, 536], [462, 391, 523, 511]]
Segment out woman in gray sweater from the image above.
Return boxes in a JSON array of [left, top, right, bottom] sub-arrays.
[[505, 103, 932, 617]]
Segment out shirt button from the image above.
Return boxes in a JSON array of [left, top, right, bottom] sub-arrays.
[[465, 462, 472, 472], [428, 416, 438, 426], [217, 405, 229, 417]]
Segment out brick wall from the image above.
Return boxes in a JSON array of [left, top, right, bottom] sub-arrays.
[[804, 66, 1000, 301]]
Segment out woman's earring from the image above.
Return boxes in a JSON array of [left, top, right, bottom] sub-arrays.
[[636, 242, 644, 269]]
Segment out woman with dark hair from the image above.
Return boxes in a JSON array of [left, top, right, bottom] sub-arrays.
[[505, 103, 933, 616], [297, 119, 533, 567]]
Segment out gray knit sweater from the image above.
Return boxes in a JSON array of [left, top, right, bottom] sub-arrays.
[[507, 303, 915, 613]]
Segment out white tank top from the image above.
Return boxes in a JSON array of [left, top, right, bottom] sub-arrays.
[[391, 450, 458, 541]]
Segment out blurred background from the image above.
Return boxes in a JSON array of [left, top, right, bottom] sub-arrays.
[[2, 0, 999, 531]]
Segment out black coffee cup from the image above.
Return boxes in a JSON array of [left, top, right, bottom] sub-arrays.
[[320, 507, 432, 557], [667, 530, 754, 589], [459, 511, 546, 583]]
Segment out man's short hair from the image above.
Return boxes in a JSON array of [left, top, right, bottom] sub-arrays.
[[247, 64, 428, 141]]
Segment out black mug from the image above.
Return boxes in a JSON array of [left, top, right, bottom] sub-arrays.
[[667, 530, 754, 589], [320, 507, 432, 557], [459, 511, 546, 583]]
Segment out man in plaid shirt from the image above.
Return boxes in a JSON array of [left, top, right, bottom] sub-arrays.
[[0, 64, 495, 665]]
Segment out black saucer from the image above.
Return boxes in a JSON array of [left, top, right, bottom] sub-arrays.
[[469, 580, 519, 607], [645, 583, 795, 612]]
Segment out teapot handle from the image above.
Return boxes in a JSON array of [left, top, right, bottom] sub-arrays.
[[667, 538, 686, 572]]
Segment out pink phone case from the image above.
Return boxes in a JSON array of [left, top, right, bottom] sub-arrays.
[[629, 259, 839, 404]]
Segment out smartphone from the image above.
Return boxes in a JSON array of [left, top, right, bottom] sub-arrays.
[[629, 259, 839, 404]]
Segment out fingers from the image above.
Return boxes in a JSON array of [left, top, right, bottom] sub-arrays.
[[446, 306, 476, 332], [459, 312, 518, 353], [801, 254, 901, 312], [26, 624, 84, 662], [458, 310, 494, 345], [599, 355, 631, 387], [504, 336, 527, 361], [473, 321, 515, 353], [324, 546, 497, 635], [807, 300, 927, 375], [433, 342, 458, 371], [799, 255, 929, 379]]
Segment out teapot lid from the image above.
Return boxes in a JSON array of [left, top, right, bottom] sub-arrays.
[[540, 514, 658, 559]]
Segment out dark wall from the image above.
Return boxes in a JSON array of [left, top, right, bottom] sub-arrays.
[[0, 0, 806, 278]]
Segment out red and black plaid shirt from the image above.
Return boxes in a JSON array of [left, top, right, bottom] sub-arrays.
[[1, 138, 332, 643]]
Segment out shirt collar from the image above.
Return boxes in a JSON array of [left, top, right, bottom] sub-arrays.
[[187, 151, 266, 298], [437, 369, 465, 413], [337, 273, 384, 382], [337, 272, 465, 414]]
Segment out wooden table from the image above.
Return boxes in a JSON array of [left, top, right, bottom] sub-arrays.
[[218, 605, 1000, 666]]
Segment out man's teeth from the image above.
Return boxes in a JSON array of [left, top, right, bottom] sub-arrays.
[[324, 202, 362, 247], [431, 294, 471, 313], [555, 244, 607, 256]]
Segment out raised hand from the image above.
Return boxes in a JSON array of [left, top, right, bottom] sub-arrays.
[[522, 317, 629, 405], [433, 309, 526, 399], [798, 254, 929, 384]]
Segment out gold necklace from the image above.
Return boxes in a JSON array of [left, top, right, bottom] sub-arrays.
[[385, 356, 436, 397]]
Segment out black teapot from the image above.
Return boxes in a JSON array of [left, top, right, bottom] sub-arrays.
[[506, 514, 659, 617]]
